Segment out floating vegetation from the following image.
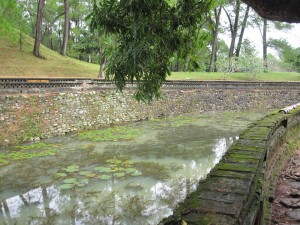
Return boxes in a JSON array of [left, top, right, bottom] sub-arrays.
[[78, 126, 140, 142], [65, 165, 79, 173], [100, 175, 111, 180], [0, 142, 60, 167], [55, 158, 144, 190], [79, 171, 93, 176], [94, 167, 111, 173], [59, 183, 74, 190], [149, 116, 198, 129], [115, 172, 126, 178], [55, 173, 67, 177], [63, 178, 77, 184]]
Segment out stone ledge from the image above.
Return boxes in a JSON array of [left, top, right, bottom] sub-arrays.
[[160, 106, 300, 225]]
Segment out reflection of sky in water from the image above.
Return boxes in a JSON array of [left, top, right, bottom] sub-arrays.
[[0, 111, 267, 225]]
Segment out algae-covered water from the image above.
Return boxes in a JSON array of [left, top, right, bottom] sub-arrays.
[[0, 111, 268, 225]]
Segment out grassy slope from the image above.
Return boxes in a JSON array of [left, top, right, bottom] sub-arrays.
[[0, 34, 299, 81], [0, 34, 99, 78]]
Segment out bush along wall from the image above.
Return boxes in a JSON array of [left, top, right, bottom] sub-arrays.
[[160, 105, 300, 225]]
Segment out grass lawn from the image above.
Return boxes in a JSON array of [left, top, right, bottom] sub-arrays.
[[0, 34, 299, 81], [169, 71, 300, 82]]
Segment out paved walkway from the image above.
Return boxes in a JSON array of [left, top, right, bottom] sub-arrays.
[[272, 150, 300, 224]]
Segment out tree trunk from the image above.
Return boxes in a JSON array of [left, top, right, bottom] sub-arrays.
[[263, 18, 268, 71], [228, 0, 241, 58], [33, 0, 45, 57], [60, 0, 69, 56], [19, 30, 23, 51], [209, 7, 222, 72], [99, 46, 106, 79], [235, 5, 250, 57]]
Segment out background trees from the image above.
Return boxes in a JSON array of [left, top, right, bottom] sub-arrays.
[[1, 0, 299, 99]]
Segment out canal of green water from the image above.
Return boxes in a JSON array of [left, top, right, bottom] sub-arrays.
[[0, 111, 268, 225]]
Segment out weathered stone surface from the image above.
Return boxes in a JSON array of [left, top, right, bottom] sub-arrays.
[[287, 209, 300, 221], [198, 190, 247, 204], [290, 182, 300, 189], [210, 169, 254, 180], [182, 212, 237, 225], [182, 199, 242, 216], [215, 162, 257, 173], [280, 198, 300, 208], [200, 177, 252, 194]]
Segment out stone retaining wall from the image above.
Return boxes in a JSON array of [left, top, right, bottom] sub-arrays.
[[0, 89, 299, 146], [160, 106, 300, 225]]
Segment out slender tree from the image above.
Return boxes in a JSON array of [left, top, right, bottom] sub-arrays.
[[208, 7, 222, 72], [33, 0, 45, 57], [235, 5, 250, 57], [262, 18, 268, 71], [224, 0, 241, 58], [60, 0, 69, 56]]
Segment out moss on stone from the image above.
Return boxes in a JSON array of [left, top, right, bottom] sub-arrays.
[[215, 163, 257, 173], [210, 170, 254, 180]]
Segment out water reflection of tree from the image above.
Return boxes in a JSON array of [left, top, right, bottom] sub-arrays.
[[1, 200, 13, 224]]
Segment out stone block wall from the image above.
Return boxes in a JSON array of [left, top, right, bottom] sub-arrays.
[[0, 89, 299, 146]]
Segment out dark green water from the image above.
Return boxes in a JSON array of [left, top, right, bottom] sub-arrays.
[[0, 111, 268, 225]]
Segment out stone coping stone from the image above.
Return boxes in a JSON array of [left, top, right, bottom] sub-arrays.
[[199, 177, 252, 194], [214, 162, 257, 173], [198, 190, 247, 204], [210, 170, 255, 180], [224, 156, 260, 165], [229, 144, 265, 152], [181, 212, 238, 225], [226, 152, 262, 160]]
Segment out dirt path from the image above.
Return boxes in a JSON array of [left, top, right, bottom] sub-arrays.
[[271, 150, 300, 224]]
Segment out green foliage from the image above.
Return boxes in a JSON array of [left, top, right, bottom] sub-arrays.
[[0, 142, 60, 167], [269, 38, 300, 72], [78, 125, 140, 142], [89, 0, 211, 101], [0, 0, 29, 40]]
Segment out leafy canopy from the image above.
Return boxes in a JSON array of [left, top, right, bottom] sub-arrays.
[[89, 0, 211, 101]]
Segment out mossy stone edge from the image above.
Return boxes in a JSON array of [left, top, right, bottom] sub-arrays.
[[159, 106, 300, 225]]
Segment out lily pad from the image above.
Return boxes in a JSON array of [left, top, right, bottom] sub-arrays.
[[131, 171, 142, 176], [79, 171, 93, 176], [55, 173, 67, 177], [63, 178, 77, 184], [59, 183, 74, 190], [100, 175, 111, 180], [86, 173, 97, 178], [65, 165, 79, 173], [115, 172, 126, 178], [94, 167, 111, 173], [125, 168, 137, 173]]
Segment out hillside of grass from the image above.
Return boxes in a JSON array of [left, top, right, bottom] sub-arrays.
[[0, 34, 299, 81], [0, 34, 99, 78]]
